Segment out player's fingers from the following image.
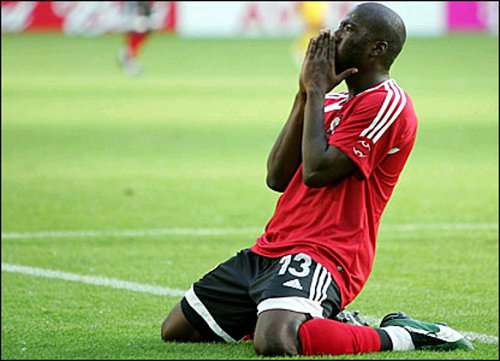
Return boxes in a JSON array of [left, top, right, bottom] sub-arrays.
[[338, 67, 359, 81], [327, 33, 335, 60], [320, 31, 330, 58], [308, 36, 318, 59], [315, 32, 325, 58]]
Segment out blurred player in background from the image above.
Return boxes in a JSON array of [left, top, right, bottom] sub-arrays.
[[292, 2, 329, 65], [160, 2, 474, 357], [118, 1, 154, 76]]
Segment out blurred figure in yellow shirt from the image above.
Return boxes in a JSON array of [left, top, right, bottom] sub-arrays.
[[292, 2, 329, 65]]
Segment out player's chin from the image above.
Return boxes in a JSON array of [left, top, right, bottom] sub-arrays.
[[334, 55, 346, 72], [335, 63, 347, 75], [335, 57, 355, 75]]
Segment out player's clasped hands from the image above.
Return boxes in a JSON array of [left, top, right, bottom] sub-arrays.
[[300, 29, 357, 94]]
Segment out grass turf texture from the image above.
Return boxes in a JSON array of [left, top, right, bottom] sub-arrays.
[[1, 32, 498, 359]]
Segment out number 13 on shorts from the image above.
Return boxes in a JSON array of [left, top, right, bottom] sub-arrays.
[[278, 254, 312, 277]]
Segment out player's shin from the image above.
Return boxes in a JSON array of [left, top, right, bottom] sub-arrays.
[[298, 318, 390, 355]]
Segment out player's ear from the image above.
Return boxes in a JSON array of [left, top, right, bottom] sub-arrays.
[[369, 41, 388, 57]]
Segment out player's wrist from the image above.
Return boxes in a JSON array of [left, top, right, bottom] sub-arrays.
[[305, 85, 327, 97], [296, 89, 307, 101]]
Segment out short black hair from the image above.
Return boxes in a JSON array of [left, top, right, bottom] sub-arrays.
[[354, 2, 407, 69]]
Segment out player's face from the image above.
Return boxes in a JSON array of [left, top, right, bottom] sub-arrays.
[[333, 11, 371, 73]]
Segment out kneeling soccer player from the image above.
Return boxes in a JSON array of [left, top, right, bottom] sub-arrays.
[[160, 2, 473, 356]]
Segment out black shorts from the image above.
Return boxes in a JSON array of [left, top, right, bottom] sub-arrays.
[[180, 249, 342, 342]]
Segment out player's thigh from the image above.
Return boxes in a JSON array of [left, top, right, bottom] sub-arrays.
[[179, 249, 261, 342]]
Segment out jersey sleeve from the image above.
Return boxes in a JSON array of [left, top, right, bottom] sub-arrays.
[[328, 89, 408, 179]]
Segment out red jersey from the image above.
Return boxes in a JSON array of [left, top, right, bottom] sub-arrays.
[[251, 79, 418, 309]]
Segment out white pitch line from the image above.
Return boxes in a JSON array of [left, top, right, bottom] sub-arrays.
[[461, 332, 499, 346], [1, 223, 498, 240], [381, 223, 498, 232], [1, 262, 186, 297], [1, 262, 498, 345], [0, 227, 264, 240]]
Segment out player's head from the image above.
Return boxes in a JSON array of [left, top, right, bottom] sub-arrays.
[[334, 2, 406, 73]]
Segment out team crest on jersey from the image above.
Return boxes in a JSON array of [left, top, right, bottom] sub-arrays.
[[327, 117, 341, 135], [352, 139, 371, 158]]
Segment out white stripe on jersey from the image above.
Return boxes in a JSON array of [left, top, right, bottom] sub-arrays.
[[359, 82, 394, 138], [360, 79, 407, 143], [325, 91, 348, 99], [324, 101, 345, 112], [372, 83, 407, 143], [356, 79, 391, 97], [364, 81, 401, 139], [366, 80, 401, 140], [325, 80, 387, 103]]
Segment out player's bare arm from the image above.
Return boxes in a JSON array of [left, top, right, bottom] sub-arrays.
[[266, 92, 305, 192], [266, 40, 319, 192], [300, 30, 358, 187]]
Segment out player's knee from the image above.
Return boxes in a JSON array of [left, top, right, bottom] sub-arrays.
[[253, 311, 305, 356], [253, 330, 300, 356], [161, 318, 175, 342], [161, 302, 202, 342]]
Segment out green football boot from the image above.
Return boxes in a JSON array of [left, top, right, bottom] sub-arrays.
[[380, 312, 474, 351]]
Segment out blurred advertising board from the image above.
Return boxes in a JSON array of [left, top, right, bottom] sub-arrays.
[[447, 1, 498, 34], [175, 1, 497, 38], [1, 1, 176, 35], [175, 1, 446, 38]]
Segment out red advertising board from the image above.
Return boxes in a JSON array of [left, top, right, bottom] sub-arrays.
[[1, 1, 176, 34]]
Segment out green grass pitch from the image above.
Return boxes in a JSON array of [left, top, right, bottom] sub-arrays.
[[1, 32, 498, 359]]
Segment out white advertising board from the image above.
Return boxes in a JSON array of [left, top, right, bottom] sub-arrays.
[[176, 1, 446, 38]]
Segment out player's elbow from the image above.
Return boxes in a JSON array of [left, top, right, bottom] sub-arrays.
[[266, 174, 288, 193], [302, 158, 356, 187], [302, 168, 327, 188], [302, 173, 325, 188], [302, 168, 342, 188]]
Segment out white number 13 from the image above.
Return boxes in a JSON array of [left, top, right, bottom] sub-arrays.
[[278, 254, 312, 277]]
